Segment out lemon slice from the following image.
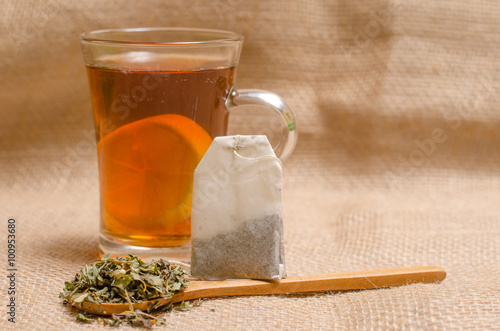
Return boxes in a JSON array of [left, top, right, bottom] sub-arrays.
[[97, 114, 212, 231]]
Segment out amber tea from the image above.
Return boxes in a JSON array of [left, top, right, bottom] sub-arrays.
[[87, 53, 235, 248]]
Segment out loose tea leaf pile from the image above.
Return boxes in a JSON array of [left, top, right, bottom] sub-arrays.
[[60, 254, 190, 327], [74, 302, 199, 328]]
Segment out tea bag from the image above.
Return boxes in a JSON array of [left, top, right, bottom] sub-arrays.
[[191, 135, 286, 280]]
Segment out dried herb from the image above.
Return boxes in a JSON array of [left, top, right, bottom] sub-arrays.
[[76, 309, 169, 328], [72, 302, 199, 328], [61, 254, 190, 328]]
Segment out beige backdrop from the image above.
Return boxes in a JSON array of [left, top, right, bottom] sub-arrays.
[[1, 0, 499, 329]]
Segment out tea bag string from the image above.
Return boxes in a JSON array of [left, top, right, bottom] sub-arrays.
[[232, 146, 283, 167]]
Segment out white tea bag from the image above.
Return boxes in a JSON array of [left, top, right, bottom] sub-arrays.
[[191, 135, 286, 280]]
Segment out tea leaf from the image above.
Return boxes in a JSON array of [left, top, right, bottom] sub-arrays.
[[113, 273, 134, 289], [64, 281, 75, 291], [143, 274, 163, 288], [175, 301, 193, 311], [72, 292, 89, 303], [76, 313, 94, 323], [130, 271, 142, 281], [170, 282, 182, 291], [61, 254, 191, 327], [112, 269, 126, 280], [94, 286, 109, 297]]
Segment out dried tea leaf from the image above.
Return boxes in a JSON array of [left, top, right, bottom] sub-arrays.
[[61, 254, 191, 328], [170, 282, 182, 291], [142, 274, 164, 288], [130, 271, 142, 281], [175, 301, 193, 311], [112, 273, 134, 289], [76, 313, 94, 323], [72, 292, 89, 303], [64, 281, 75, 291]]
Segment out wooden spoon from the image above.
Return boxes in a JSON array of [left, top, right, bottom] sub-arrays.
[[74, 266, 445, 315]]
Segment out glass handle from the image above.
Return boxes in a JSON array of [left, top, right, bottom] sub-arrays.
[[226, 88, 297, 160]]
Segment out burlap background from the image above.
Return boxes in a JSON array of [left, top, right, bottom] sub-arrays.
[[1, 0, 499, 329]]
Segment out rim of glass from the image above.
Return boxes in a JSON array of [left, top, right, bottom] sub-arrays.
[[80, 27, 244, 46]]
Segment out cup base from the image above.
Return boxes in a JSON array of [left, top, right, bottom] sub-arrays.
[[98, 234, 191, 265]]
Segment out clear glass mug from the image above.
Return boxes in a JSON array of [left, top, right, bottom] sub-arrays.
[[80, 28, 297, 261]]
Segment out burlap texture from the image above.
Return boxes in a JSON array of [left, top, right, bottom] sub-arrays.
[[1, 0, 499, 329]]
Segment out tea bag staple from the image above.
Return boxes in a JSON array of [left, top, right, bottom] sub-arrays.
[[191, 135, 286, 280]]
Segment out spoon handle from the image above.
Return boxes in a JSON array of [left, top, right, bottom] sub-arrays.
[[177, 266, 446, 301], [76, 266, 446, 315]]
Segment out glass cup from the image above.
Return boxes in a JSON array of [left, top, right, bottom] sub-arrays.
[[80, 28, 297, 261]]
